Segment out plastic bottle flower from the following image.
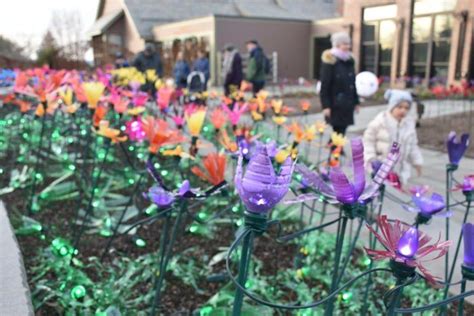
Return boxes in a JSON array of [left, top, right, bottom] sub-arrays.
[[210, 108, 227, 130], [108, 89, 130, 114], [162, 145, 193, 160], [191, 152, 226, 185], [300, 100, 311, 113], [272, 115, 287, 125], [82, 82, 105, 109], [235, 143, 295, 215], [286, 121, 305, 144], [147, 180, 195, 207], [223, 103, 247, 127], [93, 106, 108, 127], [294, 139, 400, 205], [304, 125, 317, 142], [95, 121, 127, 143], [186, 107, 206, 137], [365, 215, 451, 285], [271, 99, 283, 115], [127, 106, 145, 116], [331, 132, 347, 148], [219, 129, 238, 153], [132, 92, 148, 107], [315, 121, 327, 134], [58, 87, 73, 107], [142, 117, 185, 154], [447, 131, 470, 166], [404, 192, 451, 220], [156, 87, 174, 112], [463, 223, 474, 268]]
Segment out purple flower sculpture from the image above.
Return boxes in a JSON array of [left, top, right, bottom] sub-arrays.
[[292, 138, 400, 205], [146, 180, 197, 207], [447, 131, 470, 166], [404, 192, 451, 219], [463, 223, 474, 268], [409, 185, 430, 197], [235, 143, 295, 215], [397, 227, 419, 258]]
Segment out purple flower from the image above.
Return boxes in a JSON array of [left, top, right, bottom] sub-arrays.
[[409, 185, 430, 197], [463, 223, 474, 268], [404, 192, 451, 218], [146, 180, 196, 207], [447, 131, 470, 165], [235, 144, 295, 214], [397, 227, 419, 258], [292, 138, 400, 205]]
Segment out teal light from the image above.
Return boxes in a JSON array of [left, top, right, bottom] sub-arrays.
[[128, 178, 135, 185], [92, 200, 100, 208], [35, 173, 43, 181], [200, 306, 213, 316], [363, 257, 371, 266], [189, 224, 198, 233], [128, 146, 135, 151], [236, 219, 243, 226], [137, 153, 144, 159], [198, 212, 207, 220], [135, 238, 146, 247], [341, 291, 353, 302], [232, 206, 239, 213], [161, 170, 168, 176], [68, 164, 76, 171], [120, 126, 126, 131], [80, 129, 87, 136], [0, 168, 3, 175], [67, 137, 74, 144], [154, 163, 161, 169]]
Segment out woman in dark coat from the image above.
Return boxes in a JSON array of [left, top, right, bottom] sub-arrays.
[[320, 32, 360, 136], [222, 44, 243, 96]]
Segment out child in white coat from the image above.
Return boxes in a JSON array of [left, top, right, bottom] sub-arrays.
[[363, 89, 423, 184]]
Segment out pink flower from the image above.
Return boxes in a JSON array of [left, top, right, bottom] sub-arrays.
[[222, 102, 248, 126], [125, 117, 146, 141], [132, 92, 148, 107], [365, 215, 451, 285]]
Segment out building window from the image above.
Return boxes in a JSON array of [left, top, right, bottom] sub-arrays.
[[410, 0, 456, 84], [361, 5, 397, 79]]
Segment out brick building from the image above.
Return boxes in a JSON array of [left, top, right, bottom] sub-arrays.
[[89, 0, 474, 86]]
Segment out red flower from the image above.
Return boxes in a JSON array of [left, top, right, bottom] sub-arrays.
[[365, 215, 451, 285]]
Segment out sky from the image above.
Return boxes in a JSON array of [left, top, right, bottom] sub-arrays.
[[0, 0, 100, 60]]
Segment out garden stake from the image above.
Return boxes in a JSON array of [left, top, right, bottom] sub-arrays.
[[445, 198, 472, 296], [458, 279, 467, 316], [100, 173, 145, 261], [324, 214, 348, 316], [335, 217, 364, 286], [27, 104, 48, 215], [70, 139, 111, 257], [151, 201, 187, 315]]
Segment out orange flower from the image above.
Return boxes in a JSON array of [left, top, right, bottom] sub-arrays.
[[286, 121, 305, 143], [162, 145, 193, 160], [315, 121, 327, 134], [219, 129, 238, 152], [240, 81, 252, 92], [142, 117, 185, 154], [210, 108, 227, 130], [304, 125, 317, 142], [191, 152, 226, 185], [300, 100, 311, 112], [95, 120, 127, 143], [271, 99, 283, 114], [17, 100, 31, 113], [93, 106, 108, 127], [35, 104, 45, 117]]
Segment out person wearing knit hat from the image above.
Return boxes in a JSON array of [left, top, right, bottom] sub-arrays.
[[363, 89, 423, 185], [320, 31, 360, 137]]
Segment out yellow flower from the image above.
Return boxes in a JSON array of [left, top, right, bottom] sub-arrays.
[[95, 121, 128, 143], [271, 99, 283, 114], [251, 110, 263, 121], [127, 107, 145, 116], [162, 145, 193, 160], [65, 104, 79, 114], [304, 125, 317, 142], [155, 79, 164, 90], [186, 108, 207, 137], [256, 90, 269, 101], [275, 149, 290, 164], [145, 69, 157, 81], [58, 87, 73, 106], [315, 121, 327, 134], [82, 82, 105, 109], [331, 132, 347, 147], [272, 115, 287, 125]]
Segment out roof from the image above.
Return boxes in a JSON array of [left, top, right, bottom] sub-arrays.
[[87, 9, 124, 37], [122, 0, 338, 38]]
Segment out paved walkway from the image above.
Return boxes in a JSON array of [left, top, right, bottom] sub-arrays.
[[0, 202, 34, 315]]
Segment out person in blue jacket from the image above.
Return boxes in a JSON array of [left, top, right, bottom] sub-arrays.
[[173, 51, 190, 89], [192, 50, 210, 88]]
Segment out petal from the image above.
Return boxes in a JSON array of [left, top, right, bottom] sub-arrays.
[[351, 138, 366, 198], [329, 167, 355, 204]]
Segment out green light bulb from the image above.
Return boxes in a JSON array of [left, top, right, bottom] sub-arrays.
[[198, 212, 207, 220], [161, 170, 168, 176], [200, 306, 213, 316], [128, 146, 135, 151], [70, 285, 86, 300], [68, 164, 76, 171], [154, 163, 161, 169], [135, 238, 146, 247], [341, 291, 353, 302], [128, 178, 135, 185], [189, 225, 198, 233]]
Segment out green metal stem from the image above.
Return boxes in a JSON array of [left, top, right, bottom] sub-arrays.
[[458, 279, 467, 316], [232, 229, 255, 316], [387, 279, 405, 316]]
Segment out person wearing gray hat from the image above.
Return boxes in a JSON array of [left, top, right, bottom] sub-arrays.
[[132, 42, 163, 77], [320, 31, 360, 137], [363, 89, 423, 184]]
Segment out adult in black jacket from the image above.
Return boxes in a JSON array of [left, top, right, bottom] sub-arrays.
[[222, 44, 243, 96], [132, 43, 163, 77], [320, 32, 360, 136]]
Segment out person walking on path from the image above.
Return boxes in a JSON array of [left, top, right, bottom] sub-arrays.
[[320, 32, 360, 136], [192, 50, 210, 88], [363, 89, 423, 184], [245, 40, 268, 95], [132, 43, 163, 77], [173, 51, 190, 89], [222, 44, 243, 96]]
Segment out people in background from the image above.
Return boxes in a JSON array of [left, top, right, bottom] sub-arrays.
[[173, 51, 190, 89], [132, 43, 163, 77], [320, 32, 359, 136], [245, 40, 268, 95], [222, 44, 243, 96], [114, 52, 129, 69], [192, 50, 210, 88], [363, 89, 423, 184]]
